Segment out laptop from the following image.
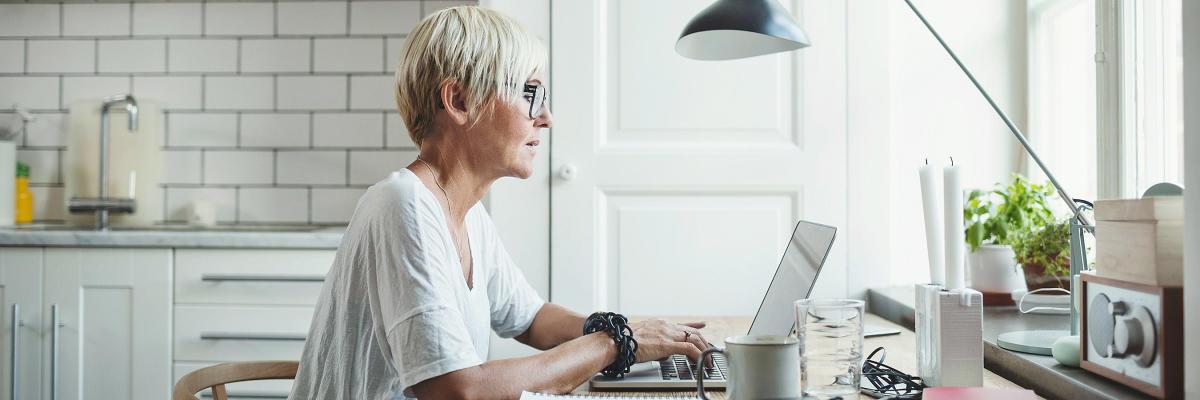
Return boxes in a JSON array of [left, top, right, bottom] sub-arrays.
[[589, 220, 838, 390]]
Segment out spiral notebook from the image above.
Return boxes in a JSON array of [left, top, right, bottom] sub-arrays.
[[520, 391, 699, 400]]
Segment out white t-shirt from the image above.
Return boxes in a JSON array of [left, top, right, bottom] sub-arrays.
[[289, 169, 546, 400]]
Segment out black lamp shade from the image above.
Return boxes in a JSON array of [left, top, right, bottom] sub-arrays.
[[676, 0, 811, 61]]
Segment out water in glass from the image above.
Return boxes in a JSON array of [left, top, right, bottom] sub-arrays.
[[795, 299, 864, 399]]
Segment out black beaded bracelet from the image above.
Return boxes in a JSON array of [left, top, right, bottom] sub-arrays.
[[583, 312, 638, 378]]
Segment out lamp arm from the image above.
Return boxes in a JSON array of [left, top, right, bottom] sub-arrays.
[[902, 0, 1092, 227]]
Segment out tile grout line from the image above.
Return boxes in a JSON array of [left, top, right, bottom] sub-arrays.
[[234, 186, 240, 223], [200, 75, 206, 111], [199, 148, 206, 184], [22, 39, 28, 74], [58, 3, 63, 37], [161, 186, 168, 223], [344, 149, 350, 185], [163, 111, 170, 151], [93, 38, 98, 73], [236, 38, 242, 74], [57, 148, 63, 184], [236, 112, 242, 147], [200, 0, 207, 38], [306, 186, 313, 224]]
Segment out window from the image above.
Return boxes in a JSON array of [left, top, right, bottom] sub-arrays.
[[1028, 0, 1097, 203], [1098, 0, 1185, 198], [1028, 0, 1183, 203]]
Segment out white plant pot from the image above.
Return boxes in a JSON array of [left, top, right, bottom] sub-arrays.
[[968, 244, 1028, 293]]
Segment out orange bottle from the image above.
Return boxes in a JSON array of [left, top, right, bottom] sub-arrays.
[[15, 162, 32, 224]]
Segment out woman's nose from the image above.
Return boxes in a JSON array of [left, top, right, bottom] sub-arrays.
[[536, 108, 553, 129]]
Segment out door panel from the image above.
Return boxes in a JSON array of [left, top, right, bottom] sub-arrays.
[[551, 0, 847, 314], [607, 192, 796, 316], [0, 249, 42, 400], [44, 248, 171, 400]]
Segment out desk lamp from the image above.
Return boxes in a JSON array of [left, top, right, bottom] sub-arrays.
[[677, 0, 1094, 356]]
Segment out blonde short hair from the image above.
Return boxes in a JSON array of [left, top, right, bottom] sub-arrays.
[[394, 6, 547, 146]]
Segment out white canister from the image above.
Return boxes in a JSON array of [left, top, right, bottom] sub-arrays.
[[0, 141, 15, 226]]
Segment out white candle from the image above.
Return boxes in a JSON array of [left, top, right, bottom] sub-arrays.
[[943, 162, 965, 290], [919, 162, 945, 286]]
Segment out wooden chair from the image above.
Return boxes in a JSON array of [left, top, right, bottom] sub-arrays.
[[172, 361, 299, 400]]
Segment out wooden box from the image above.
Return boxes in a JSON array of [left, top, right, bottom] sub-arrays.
[[1093, 197, 1183, 287]]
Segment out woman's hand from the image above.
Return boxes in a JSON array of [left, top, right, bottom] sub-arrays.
[[629, 319, 712, 365]]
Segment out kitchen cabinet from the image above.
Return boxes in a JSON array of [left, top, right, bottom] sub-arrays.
[[173, 249, 335, 399], [0, 247, 170, 400]]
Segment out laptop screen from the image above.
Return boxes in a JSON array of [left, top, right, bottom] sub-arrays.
[[747, 220, 837, 336]]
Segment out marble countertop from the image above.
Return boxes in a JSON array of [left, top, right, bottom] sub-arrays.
[[0, 224, 345, 249]]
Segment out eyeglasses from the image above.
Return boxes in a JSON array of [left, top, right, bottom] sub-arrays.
[[522, 83, 549, 119]]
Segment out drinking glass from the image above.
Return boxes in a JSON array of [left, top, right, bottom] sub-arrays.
[[795, 299, 865, 399]]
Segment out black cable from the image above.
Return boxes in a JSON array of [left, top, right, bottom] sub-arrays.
[[583, 312, 638, 378], [860, 346, 926, 399]]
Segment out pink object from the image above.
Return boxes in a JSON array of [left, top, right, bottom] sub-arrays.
[[924, 387, 1036, 400]]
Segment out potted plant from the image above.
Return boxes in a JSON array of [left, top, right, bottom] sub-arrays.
[[963, 174, 1056, 293], [1011, 220, 1072, 290]]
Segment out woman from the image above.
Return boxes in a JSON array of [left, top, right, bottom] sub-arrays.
[[289, 6, 711, 400]]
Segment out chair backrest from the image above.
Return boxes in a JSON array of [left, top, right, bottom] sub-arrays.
[[172, 361, 299, 400]]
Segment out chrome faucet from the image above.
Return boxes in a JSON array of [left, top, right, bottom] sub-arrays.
[[68, 94, 139, 230]]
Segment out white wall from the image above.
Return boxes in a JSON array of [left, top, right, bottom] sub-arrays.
[[1183, 0, 1198, 396], [884, 0, 1027, 284], [846, 0, 893, 299]]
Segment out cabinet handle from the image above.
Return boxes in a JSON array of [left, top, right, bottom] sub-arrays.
[[50, 304, 60, 400], [200, 391, 289, 399], [200, 274, 325, 283], [199, 332, 306, 341], [9, 304, 18, 400]]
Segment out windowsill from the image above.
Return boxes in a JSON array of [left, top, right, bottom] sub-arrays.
[[867, 286, 1155, 400]]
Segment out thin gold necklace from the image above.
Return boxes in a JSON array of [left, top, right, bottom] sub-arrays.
[[415, 157, 470, 264]]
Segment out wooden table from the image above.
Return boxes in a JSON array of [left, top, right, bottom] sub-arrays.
[[574, 313, 1036, 399]]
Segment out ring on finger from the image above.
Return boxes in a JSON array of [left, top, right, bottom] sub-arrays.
[[684, 331, 691, 342]]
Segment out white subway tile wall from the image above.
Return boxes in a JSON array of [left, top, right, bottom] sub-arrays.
[[0, 41, 23, 73], [132, 77, 203, 110], [99, 40, 168, 73], [237, 187, 308, 223], [132, 3, 203, 36], [2, 0, 459, 225], [63, 4, 130, 37], [27, 40, 95, 74], [61, 77, 131, 108], [0, 5, 60, 37]]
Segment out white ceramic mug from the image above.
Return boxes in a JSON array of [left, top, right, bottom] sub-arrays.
[[696, 335, 801, 400]]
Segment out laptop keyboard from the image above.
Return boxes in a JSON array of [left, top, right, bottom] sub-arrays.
[[658, 353, 728, 381]]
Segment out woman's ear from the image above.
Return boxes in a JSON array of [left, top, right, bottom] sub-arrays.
[[438, 81, 470, 126]]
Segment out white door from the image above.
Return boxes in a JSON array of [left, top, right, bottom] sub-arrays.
[[0, 248, 43, 400], [550, 0, 848, 316], [43, 248, 171, 400]]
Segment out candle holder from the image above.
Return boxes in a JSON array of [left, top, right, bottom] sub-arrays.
[[915, 284, 984, 387]]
